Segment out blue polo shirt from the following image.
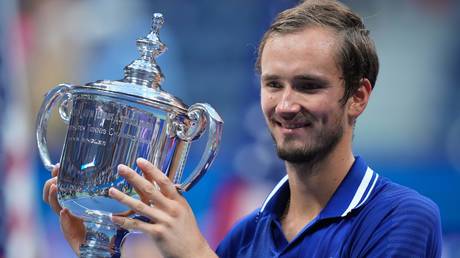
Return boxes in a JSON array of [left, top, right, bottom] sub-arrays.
[[216, 156, 442, 257]]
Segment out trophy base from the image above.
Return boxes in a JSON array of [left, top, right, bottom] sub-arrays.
[[79, 211, 126, 258]]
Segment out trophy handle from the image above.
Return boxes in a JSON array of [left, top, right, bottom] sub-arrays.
[[36, 83, 73, 172], [175, 103, 223, 191]]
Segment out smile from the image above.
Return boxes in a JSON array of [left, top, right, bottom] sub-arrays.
[[281, 124, 306, 129], [274, 121, 311, 130]]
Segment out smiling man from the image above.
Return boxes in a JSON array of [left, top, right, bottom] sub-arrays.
[[215, 0, 442, 257], [43, 0, 442, 257]]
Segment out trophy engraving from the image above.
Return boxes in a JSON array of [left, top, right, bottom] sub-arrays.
[[36, 13, 223, 258]]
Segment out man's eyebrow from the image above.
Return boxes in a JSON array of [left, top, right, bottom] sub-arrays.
[[261, 74, 281, 81], [293, 75, 328, 85], [261, 74, 330, 85]]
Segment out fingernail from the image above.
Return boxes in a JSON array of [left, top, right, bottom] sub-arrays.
[[137, 157, 149, 165], [117, 164, 128, 175], [111, 216, 124, 225], [108, 187, 118, 196]]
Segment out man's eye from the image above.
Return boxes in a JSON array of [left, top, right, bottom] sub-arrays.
[[265, 81, 282, 89], [296, 83, 322, 92]]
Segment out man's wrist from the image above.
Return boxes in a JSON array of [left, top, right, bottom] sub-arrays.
[[189, 238, 218, 258]]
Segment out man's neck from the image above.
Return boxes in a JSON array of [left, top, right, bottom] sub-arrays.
[[281, 137, 355, 241]]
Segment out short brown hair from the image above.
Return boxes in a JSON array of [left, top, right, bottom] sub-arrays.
[[256, 0, 379, 103]]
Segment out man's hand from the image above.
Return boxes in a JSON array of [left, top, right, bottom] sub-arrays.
[[109, 158, 218, 258], [42, 164, 85, 255]]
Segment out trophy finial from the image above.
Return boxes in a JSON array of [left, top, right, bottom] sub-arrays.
[[123, 13, 167, 89], [152, 13, 164, 34]]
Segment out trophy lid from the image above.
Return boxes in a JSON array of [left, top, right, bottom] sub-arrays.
[[83, 13, 187, 112]]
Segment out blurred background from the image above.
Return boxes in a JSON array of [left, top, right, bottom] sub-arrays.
[[0, 0, 459, 257]]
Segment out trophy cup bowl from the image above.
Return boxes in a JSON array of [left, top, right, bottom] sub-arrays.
[[36, 13, 223, 258]]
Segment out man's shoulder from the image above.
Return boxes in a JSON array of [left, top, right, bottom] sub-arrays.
[[346, 176, 443, 257], [368, 176, 440, 220]]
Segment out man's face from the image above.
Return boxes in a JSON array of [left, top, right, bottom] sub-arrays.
[[260, 26, 349, 163]]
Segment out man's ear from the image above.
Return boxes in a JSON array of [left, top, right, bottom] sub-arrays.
[[348, 78, 372, 120]]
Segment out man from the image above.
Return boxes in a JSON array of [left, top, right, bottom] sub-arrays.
[[43, 0, 442, 257]]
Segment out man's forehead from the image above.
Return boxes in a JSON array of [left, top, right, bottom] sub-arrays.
[[266, 26, 340, 49], [260, 26, 342, 79]]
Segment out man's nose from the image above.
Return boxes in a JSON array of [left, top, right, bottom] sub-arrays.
[[275, 88, 301, 118]]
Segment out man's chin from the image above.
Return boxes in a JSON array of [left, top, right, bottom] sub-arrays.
[[276, 146, 311, 163], [277, 139, 311, 152]]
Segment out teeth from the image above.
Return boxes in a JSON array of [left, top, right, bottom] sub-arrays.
[[283, 124, 303, 129], [272, 120, 309, 129]]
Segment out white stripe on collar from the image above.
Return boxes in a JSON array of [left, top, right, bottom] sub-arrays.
[[356, 172, 379, 209], [259, 167, 379, 216], [260, 175, 288, 212], [341, 167, 378, 217]]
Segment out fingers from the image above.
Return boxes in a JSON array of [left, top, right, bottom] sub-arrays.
[[43, 177, 57, 204], [49, 184, 62, 214], [111, 215, 156, 234], [51, 163, 60, 177], [43, 164, 60, 203], [108, 187, 169, 223], [136, 158, 179, 198], [43, 164, 62, 214], [117, 164, 172, 209]]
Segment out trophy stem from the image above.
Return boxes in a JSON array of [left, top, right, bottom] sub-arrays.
[[79, 215, 125, 258]]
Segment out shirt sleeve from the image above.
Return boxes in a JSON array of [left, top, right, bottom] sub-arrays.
[[348, 191, 443, 258]]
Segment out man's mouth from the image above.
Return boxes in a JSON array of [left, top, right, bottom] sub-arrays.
[[269, 112, 313, 132], [280, 123, 307, 129], [273, 120, 311, 130]]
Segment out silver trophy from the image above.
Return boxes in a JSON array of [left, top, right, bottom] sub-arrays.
[[36, 13, 223, 258]]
